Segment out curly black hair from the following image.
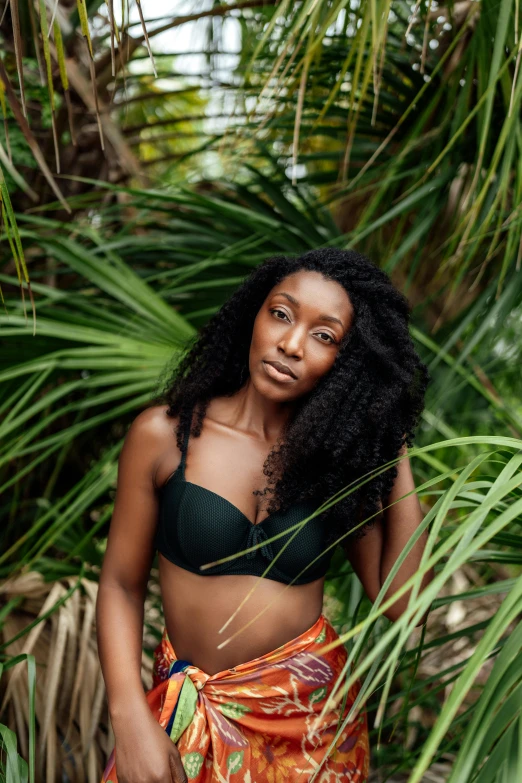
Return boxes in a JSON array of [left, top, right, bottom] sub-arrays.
[[151, 247, 430, 548]]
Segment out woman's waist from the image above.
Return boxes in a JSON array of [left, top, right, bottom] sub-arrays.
[[158, 572, 325, 675], [162, 612, 328, 677]]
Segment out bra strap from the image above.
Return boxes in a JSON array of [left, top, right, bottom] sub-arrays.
[[179, 408, 192, 476]]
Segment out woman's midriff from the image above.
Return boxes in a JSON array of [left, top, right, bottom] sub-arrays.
[[158, 555, 326, 676]]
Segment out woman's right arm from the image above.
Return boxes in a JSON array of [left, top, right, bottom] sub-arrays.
[[96, 407, 187, 783]]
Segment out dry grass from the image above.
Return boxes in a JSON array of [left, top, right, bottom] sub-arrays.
[[0, 570, 158, 783]]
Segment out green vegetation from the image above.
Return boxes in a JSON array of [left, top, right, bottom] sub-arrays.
[[1, 1, 521, 781]]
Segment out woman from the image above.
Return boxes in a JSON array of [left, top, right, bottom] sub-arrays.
[[97, 247, 434, 783]]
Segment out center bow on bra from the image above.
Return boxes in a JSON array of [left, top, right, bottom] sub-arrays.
[[245, 523, 274, 560]]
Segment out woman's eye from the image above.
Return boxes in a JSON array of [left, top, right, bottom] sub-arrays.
[[270, 308, 289, 321], [316, 332, 336, 344]]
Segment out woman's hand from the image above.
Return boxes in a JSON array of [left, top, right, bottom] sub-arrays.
[[113, 707, 188, 783]]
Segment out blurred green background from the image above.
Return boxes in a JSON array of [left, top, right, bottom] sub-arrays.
[[1, 1, 521, 781]]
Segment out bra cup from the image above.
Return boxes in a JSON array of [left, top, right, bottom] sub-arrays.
[[155, 478, 184, 564], [176, 484, 248, 571], [156, 475, 333, 584], [263, 505, 332, 580]]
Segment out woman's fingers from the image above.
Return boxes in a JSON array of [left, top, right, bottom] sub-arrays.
[[169, 751, 188, 783]]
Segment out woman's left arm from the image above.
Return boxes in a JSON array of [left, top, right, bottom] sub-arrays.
[[342, 444, 435, 625]]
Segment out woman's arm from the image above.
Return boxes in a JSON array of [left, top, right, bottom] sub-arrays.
[[342, 444, 435, 625], [96, 407, 188, 783], [96, 408, 162, 720]]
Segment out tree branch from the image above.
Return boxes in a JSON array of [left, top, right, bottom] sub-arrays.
[[95, 1, 277, 89]]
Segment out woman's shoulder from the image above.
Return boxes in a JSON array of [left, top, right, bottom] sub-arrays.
[[126, 405, 180, 447], [121, 407, 183, 489]]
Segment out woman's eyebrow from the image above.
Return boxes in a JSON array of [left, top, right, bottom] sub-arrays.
[[274, 292, 299, 306], [273, 292, 344, 328], [319, 314, 344, 328]]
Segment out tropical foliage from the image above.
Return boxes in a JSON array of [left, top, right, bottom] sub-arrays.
[[1, 1, 521, 781]]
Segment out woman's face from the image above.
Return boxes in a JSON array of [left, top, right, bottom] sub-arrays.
[[248, 269, 354, 402]]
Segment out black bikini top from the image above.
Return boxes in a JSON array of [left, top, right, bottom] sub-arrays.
[[155, 411, 334, 585]]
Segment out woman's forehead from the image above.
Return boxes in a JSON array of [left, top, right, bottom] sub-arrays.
[[267, 270, 354, 321]]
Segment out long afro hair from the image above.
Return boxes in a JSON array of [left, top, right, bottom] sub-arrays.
[[151, 247, 430, 548]]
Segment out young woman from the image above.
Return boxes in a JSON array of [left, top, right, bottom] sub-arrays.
[[97, 247, 434, 783]]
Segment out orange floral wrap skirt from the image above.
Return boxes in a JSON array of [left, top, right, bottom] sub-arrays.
[[101, 613, 370, 782]]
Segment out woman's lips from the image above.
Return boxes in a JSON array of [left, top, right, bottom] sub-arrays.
[[262, 360, 297, 383]]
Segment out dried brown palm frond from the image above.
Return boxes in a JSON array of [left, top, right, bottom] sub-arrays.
[[0, 570, 161, 783]]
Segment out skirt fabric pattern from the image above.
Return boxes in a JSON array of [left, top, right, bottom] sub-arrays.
[[101, 613, 370, 782]]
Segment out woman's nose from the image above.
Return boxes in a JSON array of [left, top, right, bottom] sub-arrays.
[[277, 326, 305, 358]]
